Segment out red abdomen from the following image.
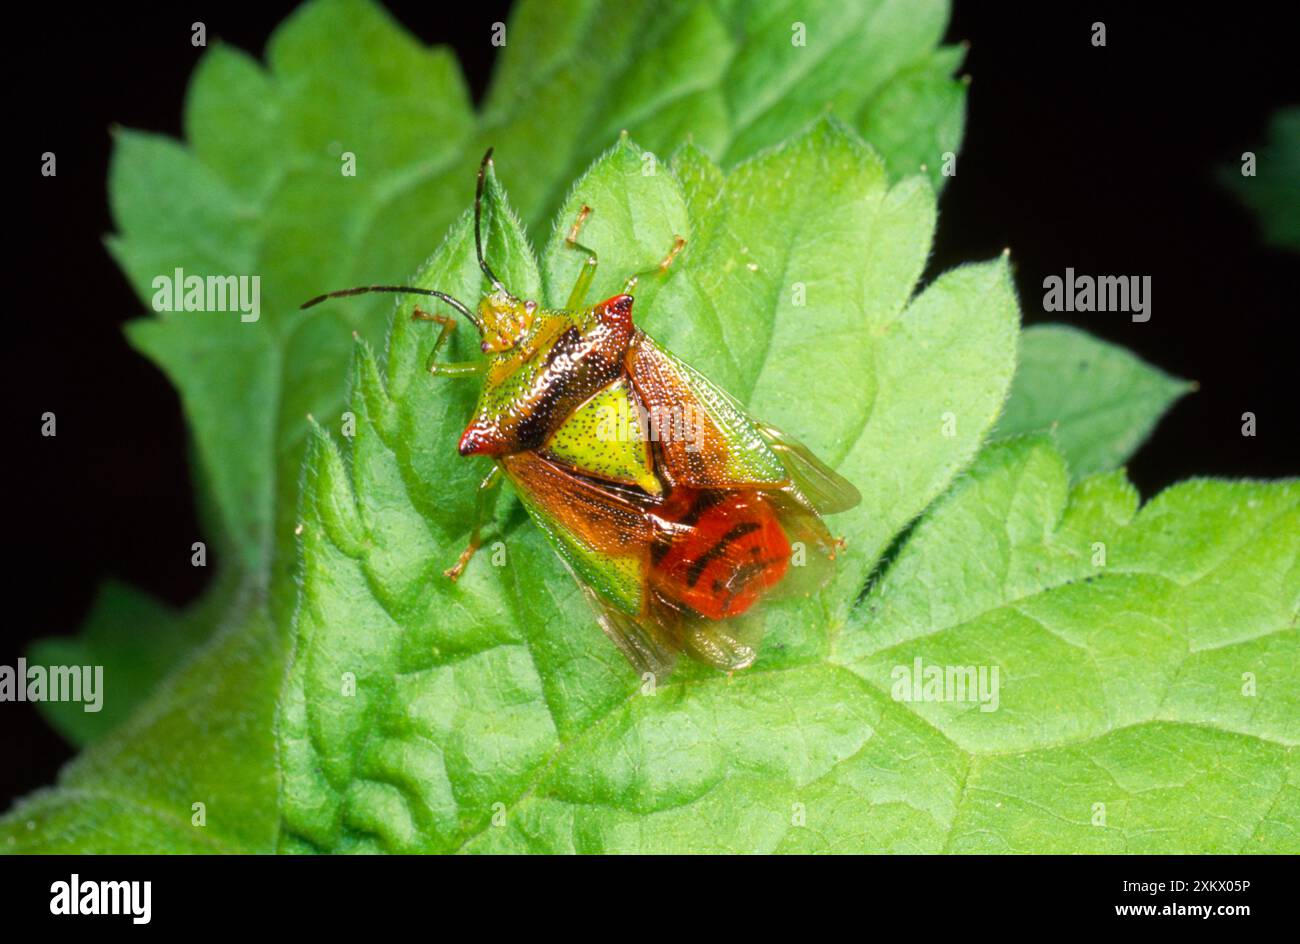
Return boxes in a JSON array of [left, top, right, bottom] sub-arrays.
[[650, 490, 791, 619]]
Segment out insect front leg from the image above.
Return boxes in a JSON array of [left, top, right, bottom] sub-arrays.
[[412, 307, 485, 377], [623, 235, 686, 294], [563, 204, 599, 309], [445, 464, 504, 581]]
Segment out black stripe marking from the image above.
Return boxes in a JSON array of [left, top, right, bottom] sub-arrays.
[[515, 327, 622, 449], [686, 522, 761, 588]]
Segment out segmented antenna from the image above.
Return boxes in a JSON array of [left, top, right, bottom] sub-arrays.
[[475, 148, 507, 294], [299, 148, 510, 328], [299, 285, 482, 331]]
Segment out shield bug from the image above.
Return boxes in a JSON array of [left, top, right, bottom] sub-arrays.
[[303, 150, 860, 676]]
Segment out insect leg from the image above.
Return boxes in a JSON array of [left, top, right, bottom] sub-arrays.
[[413, 307, 484, 377], [563, 204, 599, 309], [623, 235, 686, 294], [445, 464, 504, 581]]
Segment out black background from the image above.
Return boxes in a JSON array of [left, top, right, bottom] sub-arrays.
[[4, 2, 1297, 809], [4, 853, 1288, 926], [5, 854, 1289, 926]]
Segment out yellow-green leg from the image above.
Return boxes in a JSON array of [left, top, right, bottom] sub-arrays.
[[564, 204, 599, 309], [412, 307, 484, 377], [445, 464, 504, 581], [623, 235, 686, 294], [562, 205, 686, 304]]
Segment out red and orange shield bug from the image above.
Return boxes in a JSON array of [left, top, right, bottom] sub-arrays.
[[303, 150, 860, 677]]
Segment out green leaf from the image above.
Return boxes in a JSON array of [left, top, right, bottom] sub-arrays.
[[856, 44, 967, 189], [36, 0, 968, 752], [278, 121, 1020, 852], [11, 0, 975, 853], [27, 579, 230, 745], [1220, 107, 1300, 253], [996, 324, 1192, 478], [1, 594, 284, 853], [832, 437, 1297, 853], [120, 0, 969, 607]]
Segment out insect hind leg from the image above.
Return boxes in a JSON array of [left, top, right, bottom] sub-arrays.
[[445, 465, 504, 580]]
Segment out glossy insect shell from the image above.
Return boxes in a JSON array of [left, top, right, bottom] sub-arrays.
[[457, 289, 634, 459], [301, 150, 858, 675], [456, 281, 854, 672], [441, 156, 856, 675]]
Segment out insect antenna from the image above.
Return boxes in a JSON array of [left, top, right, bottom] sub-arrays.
[[298, 149, 509, 329], [300, 285, 483, 331], [475, 147, 509, 295]]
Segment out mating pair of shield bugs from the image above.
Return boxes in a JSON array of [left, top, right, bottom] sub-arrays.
[[303, 150, 859, 676]]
